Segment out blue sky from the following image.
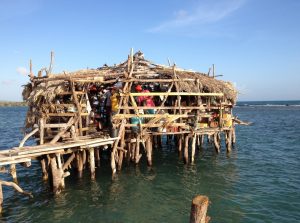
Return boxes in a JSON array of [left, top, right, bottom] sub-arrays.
[[0, 0, 299, 101]]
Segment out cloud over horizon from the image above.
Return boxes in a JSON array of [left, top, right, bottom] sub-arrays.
[[148, 0, 245, 33], [16, 67, 28, 76]]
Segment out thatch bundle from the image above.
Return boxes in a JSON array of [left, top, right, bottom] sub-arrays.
[[22, 51, 237, 130]]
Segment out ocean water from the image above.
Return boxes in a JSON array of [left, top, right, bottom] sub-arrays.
[[0, 102, 300, 223]]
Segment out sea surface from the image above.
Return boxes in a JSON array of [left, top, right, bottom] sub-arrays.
[[0, 101, 300, 223]]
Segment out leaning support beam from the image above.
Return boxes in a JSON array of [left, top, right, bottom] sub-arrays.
[[0, 180, 33, 213]]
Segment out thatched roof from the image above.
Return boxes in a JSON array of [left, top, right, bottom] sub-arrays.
[[23, 51, 238, 104]]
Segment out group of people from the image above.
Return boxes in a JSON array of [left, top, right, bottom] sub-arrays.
[[87, 83, 158, 131], [88, 84, 120, 130]]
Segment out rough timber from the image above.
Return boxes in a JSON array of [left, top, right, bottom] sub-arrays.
[[0, 51, 240, 213]]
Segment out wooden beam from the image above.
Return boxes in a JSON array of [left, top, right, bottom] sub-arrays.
[[121, 92, 224, 97]]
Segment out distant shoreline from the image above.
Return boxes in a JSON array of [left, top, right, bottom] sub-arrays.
[[0, 101, 27, 107]]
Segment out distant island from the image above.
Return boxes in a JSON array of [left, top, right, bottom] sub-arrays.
[[0, 101, 27, 107]]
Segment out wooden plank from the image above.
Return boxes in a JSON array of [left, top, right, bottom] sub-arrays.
[[121, 92, 224, 97], [44, 123, 68, 128], [113, 114, 192, 119], [47, 113, 89, 117]]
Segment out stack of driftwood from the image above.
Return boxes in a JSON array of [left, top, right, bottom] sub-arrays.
[[0, 50, 240, 213]]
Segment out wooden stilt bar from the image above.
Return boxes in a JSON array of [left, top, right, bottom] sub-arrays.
[[190, 195, 210, 223], [117, 130, 126, 171], [89, 148, 95, 180], [146, 136, 153, 166], [226, 129, 233, 153], [10, 164, 17, 183], [213, 133, 220, 153], [178, 135, 183, 159], [0, 183, 2, 214], [49, 154, 64, 194], [95, 148, 100, 167], [135, 134, 141, 164], [232, 127, 236, 145], [76, 151, 83, 178], [191, 134, 196, 164], [184, 135, 189, 164], [39, 118, 49, 180]]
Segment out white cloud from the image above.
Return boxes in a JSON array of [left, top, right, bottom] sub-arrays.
[[148, 0, 245, 33], [16, 67, 28, 76]]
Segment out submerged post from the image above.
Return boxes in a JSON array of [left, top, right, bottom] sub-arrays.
[[0, 183, 2, 214], [89, 148, 95, 180], [190, 195, 210, 223]]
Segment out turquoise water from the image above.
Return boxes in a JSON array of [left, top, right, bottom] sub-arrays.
[[0, 102, 300, 222]]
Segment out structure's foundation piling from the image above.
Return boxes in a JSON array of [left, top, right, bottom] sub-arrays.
[[184, 135, 190, 164], [89, 148, 95, 180]]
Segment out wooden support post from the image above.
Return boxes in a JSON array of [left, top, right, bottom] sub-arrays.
[[190, 195, 210, 223], [111, 149, 116, 175], [191, 134, 196, 164], [89, 148, 95, 180], [184, 135, 189, 164], [39, 118, 49, 180], [117, 131, 126, 171], [213, 133, 220, 153], [232, 127, 236, 145], [226, 130, 232, 153], [39, 118, 44, 145], [50, 154, 64, 194], [41, 158, 49, 181], [95, 148, 100, 167], [178, 135, 183, 159], [76, 151, 83, 178], [135, 134, 141, 164], [10, 164, 17, 183], [146, 136, 153, 166], [56, 154, 65, 189], [82, 149, 87, 168], [0, 183, 2, 214]]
